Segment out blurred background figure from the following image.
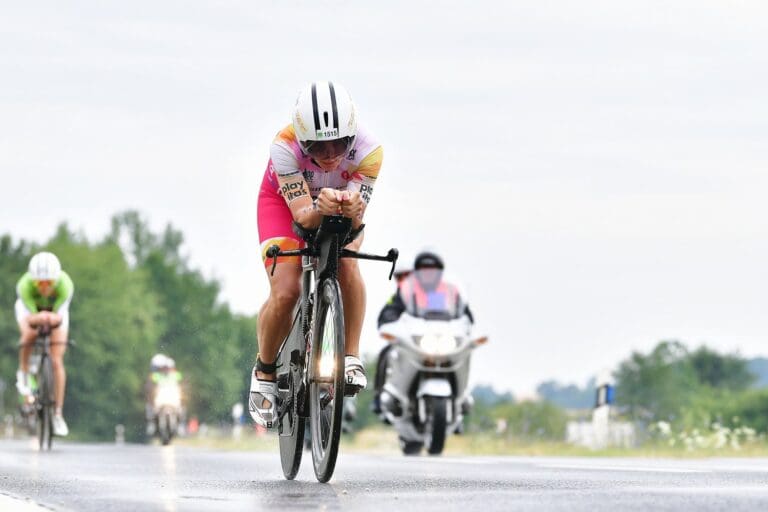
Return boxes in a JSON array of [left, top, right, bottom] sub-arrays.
[[144, 354, 184, 444], [15, 251, 74, 437]]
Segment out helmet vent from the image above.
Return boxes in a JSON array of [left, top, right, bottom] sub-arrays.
[[323, 111, 329, 127]]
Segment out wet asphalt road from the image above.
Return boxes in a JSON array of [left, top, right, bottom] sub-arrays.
[[2, 439, 768, 511]]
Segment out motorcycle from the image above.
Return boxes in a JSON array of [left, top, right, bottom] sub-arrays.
[[153, 380, 182, 445], [378, 312, 487, 455]]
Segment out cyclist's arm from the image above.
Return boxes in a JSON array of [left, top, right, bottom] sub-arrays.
[[16, 273, 39, 313], [271, 143, 323, 229], [346, 145, 382, 229], [52, 271, 74, 312]]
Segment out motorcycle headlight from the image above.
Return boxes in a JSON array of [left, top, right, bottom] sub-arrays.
[[417, 334, 458, 355]]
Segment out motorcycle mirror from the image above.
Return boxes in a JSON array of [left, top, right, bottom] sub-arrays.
[[473, 336, 489, 346]]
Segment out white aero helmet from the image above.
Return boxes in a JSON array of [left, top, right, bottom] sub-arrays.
[[293, 81, 357, 159], [28, 252, 62, 281]]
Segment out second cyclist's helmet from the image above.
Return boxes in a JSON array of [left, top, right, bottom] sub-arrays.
[[28, 252, 62, 281]]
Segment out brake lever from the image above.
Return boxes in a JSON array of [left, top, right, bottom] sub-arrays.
[[387, 248, 399, 280], [267, 245, 281, 276]]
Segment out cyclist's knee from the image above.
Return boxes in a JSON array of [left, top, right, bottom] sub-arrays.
[[338, 259, 362, 282], [51, 356, 65, 372], [19, 327, 36, 344], [270, 280, 300, 311]]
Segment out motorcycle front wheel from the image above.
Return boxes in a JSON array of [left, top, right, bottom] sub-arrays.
[[424, 397, 448, 455]]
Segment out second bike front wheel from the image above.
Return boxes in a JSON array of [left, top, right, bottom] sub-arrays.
[[37, 355, 54, 451], [309, 278, 345, 483]]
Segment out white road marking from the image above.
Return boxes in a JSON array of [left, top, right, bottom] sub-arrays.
[[0, 494, 49, 511], [538, 463, 710, 474]]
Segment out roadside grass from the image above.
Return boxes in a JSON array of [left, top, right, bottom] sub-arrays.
[[175, 426, 768, 458]]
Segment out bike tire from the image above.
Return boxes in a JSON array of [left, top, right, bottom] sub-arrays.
[[425, 397, 448, 455], [160, 412, 172, 445], [278, 310, 307, 480], [37, 355, 54, 451], [309, 278, 345, 483]]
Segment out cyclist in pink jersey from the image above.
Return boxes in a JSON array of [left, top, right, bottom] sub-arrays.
[[250, 81, 383, 427]]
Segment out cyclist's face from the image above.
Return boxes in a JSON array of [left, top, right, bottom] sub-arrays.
[[304, 137, 352, 170], [36, 280, 53, 296]]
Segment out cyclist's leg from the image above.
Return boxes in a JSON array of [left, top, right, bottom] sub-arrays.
[[15, 300, 36, 393], [50, 309, 69, 415], [251, 163, 303, 426], [255, 163, 304, 378], [338, 234, 365, 358], [256, 261, 302, 376], [338, 235, 367, 391]]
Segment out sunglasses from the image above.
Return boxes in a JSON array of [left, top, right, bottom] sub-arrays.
[[302, 136, 355, 160]]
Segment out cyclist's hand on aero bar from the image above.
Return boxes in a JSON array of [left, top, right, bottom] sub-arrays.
[[339, 191, 364, 220], [316, 188, 344, 216]]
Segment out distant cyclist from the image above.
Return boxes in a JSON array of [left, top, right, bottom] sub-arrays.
[[15, 252, 74, 436], [144, 354, 183, 435], [249, 81, 383, 427]]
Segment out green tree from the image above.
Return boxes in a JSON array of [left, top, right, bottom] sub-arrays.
[[688, 345, 754, 391], [1, 212, 258, 439], [614, 340, 700, 422], [110, 211, 253, 423]]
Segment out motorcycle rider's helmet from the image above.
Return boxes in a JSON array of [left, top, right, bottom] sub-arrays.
[[414, 251, 444, 270], [293, 81, 357, 168], [28, 252, 62, 281], [413, 250, 444, 291]]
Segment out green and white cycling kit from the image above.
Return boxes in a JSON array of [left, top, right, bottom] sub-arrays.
[[14, 271, 74, 330]]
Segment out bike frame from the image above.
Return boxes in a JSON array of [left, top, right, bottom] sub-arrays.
[[25, 325, 69, 451], [270, 215, 397, 482]]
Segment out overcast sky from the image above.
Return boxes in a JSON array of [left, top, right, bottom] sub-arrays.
[[2, 1, 766, 395]]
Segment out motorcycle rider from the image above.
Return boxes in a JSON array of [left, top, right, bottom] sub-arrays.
[[372, 250, 473, 414], [15, 252, 74, 437]]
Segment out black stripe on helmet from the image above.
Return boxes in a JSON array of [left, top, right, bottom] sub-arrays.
[[328, 82, 339, 130], [311, 82, 321, 131]]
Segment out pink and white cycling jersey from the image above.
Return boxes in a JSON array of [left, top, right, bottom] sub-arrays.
[[268, 124, 382, 204], [257, 124, 383, 266]]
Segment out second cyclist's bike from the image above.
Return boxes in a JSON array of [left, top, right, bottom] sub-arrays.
[[24, 325, 70, 451], [267, 216, 397, 482]]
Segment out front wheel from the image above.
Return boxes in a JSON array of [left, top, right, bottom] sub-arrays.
[[424, 397, 448, 455], [309, 279, 345, 483], [159, 411, 173, 445], [37, 355, 54, 451]]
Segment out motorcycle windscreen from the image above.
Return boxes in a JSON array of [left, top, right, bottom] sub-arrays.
[[402, 269, 460, 320]]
